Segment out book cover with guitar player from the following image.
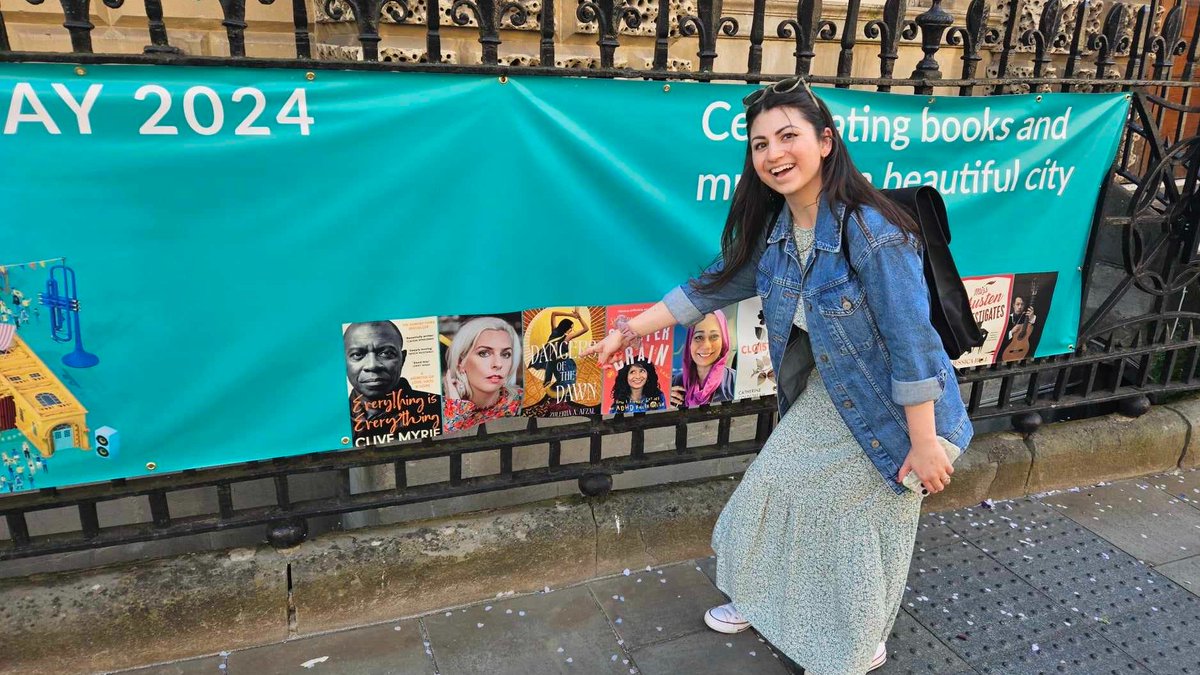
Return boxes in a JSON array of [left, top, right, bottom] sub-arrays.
[[996, 272, 1058, 364]]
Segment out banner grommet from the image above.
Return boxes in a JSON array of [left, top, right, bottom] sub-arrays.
[[306, 72, 316, 81], [74, 66, 86, 77], [146, 462, 157, 471], [499, 75, 509, 84], [663, 85, 670, 92]]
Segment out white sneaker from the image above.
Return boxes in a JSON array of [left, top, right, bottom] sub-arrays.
[[703, 602, 750, 634], [867, 641, 887, 672]]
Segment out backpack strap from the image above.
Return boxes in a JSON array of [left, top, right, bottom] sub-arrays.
[[839, 204, 855, 272]]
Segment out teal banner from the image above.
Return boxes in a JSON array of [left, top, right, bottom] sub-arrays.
[[0, 64, 1128, 492]]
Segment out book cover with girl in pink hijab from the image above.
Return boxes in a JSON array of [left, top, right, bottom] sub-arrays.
[[670, 303, 738, 409]]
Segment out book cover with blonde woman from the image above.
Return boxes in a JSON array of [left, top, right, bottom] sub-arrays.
[[522, 306, 605, 417], [438, 313, 524, 434], [602, 302, 673, 415]]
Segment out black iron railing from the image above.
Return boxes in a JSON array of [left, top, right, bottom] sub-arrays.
[[0, 0, 1197, 562]]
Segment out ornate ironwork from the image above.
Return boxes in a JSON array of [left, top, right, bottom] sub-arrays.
[[777, 0, 836, 77], [326, 0, 416, 61], [835, 0, 862, 85], [907, 0, 949, 94], [216, 0, 280, 57], [946, 0, 997, 96], [538, 0, 553, 65], [1149, 0, 1188, 80], [1020, 0, 1065, 82], [679, 0, 738, 72], [1060, 0, 1091, 91], [652, 0, 669, 70], [1124, 2, 1151, 80], [452, 0, 526, 64], [23, 0, 124, 53], [292, 0, 312, 59], [1091, 2, 1131, 84], [865, 0, 916, 91], [991, 0, 1023, 92], [577, 0, 641, 69], [142, 0, 181, 54]]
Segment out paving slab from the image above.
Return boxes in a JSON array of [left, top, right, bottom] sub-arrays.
[[1154, 469, 1200, 506], [589, 563, 727, 651], [940, 499, 1067, 542], [1155, 554, 1200, 594], [696, 555, 717, 587], [629, 628, 789, 675], [905, 554, 1076, 664], [224, 621, 433, 675], [1044, 481, 1200, 565], [121, 656, 229, 675], [884, 609, 975, 674], [421, 585, 631, 675], [906, 540, 999, 589], [972, 629, 1151, 675], [972, 513, 1138, 572], [913, 512, 966, 551], [1096, 592, 1200, 674], [965, 511, 1188, 620]]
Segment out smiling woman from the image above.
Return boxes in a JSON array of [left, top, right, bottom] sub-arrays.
[[586, 78, 971, 675]]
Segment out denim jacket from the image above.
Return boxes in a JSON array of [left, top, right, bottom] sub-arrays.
[[663, 199, 973, 494]]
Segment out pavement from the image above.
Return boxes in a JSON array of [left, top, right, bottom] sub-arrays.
[[121, 469, 1200, 675]]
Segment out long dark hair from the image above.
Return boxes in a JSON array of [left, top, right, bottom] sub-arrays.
[[612, 358, 664, 403], [694, 85, 919, 292], [549, 319, 574, 341]]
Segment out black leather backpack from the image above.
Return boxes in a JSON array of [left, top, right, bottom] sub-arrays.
[[842, 186, 986, 360]]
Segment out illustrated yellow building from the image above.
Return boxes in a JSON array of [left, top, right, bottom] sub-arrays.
[[0, 333, 89, 458]]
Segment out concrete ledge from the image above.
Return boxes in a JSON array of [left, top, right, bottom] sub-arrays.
[[0, 546, 287, 675], [1164, 397, 1200, 469], [1027, 406, 1187, 493], [923, 430, 1033, 512], [287, 496, 597, 634], [5, 396, 1200, 674]]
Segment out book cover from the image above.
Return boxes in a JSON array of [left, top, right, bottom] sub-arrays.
[[522, 306, 605, 418], [601, 302, 672, 415], [733, 295, 775, 399], [670, 303, 738, 408], [996, 272, 1058, 364], [953, 275, 1014, 368], [342, 317, 443, 447], [437, 313, 524, 434]]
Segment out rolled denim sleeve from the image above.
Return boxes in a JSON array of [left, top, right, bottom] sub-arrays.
[[856, 234, 948, 406], [662, 242, 762, 328]]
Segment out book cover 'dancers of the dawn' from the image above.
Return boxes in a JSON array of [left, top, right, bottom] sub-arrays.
[[602, 302, 672, 415], [342, 317, 443, 447], [437, 313, 524, 434], [953, 272, 1058, 368], [733, 295, 775, 399], [671, 302, 738, 408], [522, 306, 605, 417]]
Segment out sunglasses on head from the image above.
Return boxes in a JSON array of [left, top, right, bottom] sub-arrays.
[[741, 76, 818, 109]]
